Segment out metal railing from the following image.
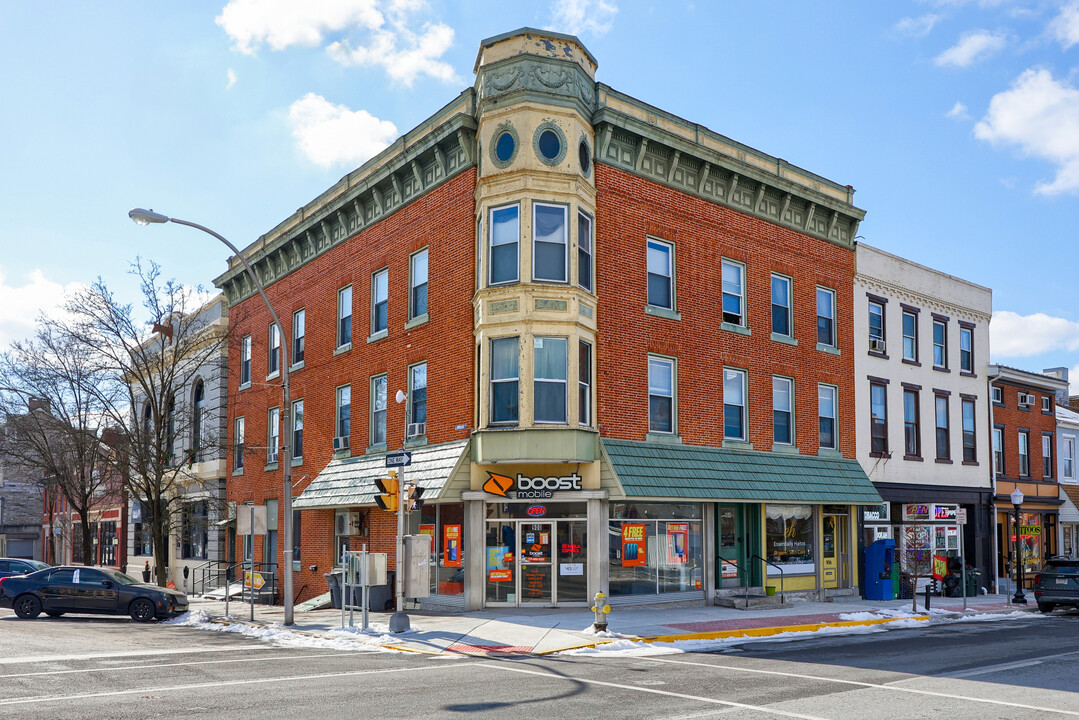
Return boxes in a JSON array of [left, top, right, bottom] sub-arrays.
[[223, 562, 279, 619], [748, 554, 785, 605]]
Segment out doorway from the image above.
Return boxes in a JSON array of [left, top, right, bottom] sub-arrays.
[[485, 519, 588, 607], [822, 511, 850, 589], [717, 504, 746, 588]]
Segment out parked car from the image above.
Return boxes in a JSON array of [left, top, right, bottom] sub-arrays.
[[0, 558, 50, 579], [1033, 557, 1079, 613], [0, 566, 188, 622]]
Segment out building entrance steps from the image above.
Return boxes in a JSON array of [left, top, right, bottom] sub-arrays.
[[182, 594, 1037, 656]]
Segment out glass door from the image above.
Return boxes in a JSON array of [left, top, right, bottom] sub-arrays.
[[556, 521, 588, 603], [822, 514, 839, 589], [485, 521, 517, 605], [519, 522, 553, 604], [718, 505, 745, 588]]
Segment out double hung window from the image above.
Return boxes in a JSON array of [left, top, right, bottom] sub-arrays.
[[490, 337, 519, 424], [771, 274, 791, 336], [267, 407, 280, 464], [902, 310, 918, 361], [935, 395, 950, 460], [647, 239, 673, 309], [534, 337, 568, 423], [773, 376, 793, 445], [1043, 434, 1054, 478], [818, 384, 837, 450], [1019, 430, 1030, 476], [962, 399, 976, 462], [240, 335, 251, 385], [577, 212, 593, 292], [579, 341, 592, 426], [336, 385, 351, 440], [721, 260, 744, 326], [268, 322, 280, 376], [372, 269, 388, 335], [933, 319, 948, 368], [870, 382, 888, 454], [1064, 436, 1075, 479], [234, 417, 245, 470], [959, 325, 973, 373], [409, 363, 427, 429], [410, 249, 428, 320], [869, 300, 885, 350], [371, 375, 387, 447], [292, 399, 304, 461], [533, 203, 568, 283], [338, 286, 353, 347], [648, 357, 675, 434], [993, 427, 1004, 475], [292, 309, 305, 365], [724, 369, 747, 441], [489, 205, 519, 285], [816, 288, 835, 346], [904, 389, 920, 457]]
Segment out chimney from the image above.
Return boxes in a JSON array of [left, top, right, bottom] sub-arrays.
[[28, 397, 51, 414], [1043, 367, 1070, 407]]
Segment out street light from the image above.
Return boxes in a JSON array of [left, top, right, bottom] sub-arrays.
[[128, 208, 296, 626], [1010, 487, 1026, 605]]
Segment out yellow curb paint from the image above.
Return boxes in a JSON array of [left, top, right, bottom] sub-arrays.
[[637, 616, 930, 644]]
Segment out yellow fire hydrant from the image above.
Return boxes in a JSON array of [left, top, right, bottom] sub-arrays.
[[591, 591, 612, 632]]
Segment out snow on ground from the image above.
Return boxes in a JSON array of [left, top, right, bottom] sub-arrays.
[[164, 610, 399, 652]]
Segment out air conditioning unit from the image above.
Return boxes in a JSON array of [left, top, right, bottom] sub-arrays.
[[406, 422, 426, 439], [335, 511, 363, 536], [869, 338, 886, 353], [267, 450, 279, 464], [333, 436, 350, 452], [1018, 392, 1035, 407]]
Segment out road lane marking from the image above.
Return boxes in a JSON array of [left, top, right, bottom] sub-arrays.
[[0, 645, 275, 665], [475, 662, 830, 720], [0, 663, 458, 706], [937, 649, 1079, 679], [637, 656, 1079, 716], [0, 652, 362, 679]]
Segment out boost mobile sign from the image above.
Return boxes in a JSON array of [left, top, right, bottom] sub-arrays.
[[484, 471, 582, 499]]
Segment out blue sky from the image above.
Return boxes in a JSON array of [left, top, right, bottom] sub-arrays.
[[2, 1, 1078, 384]]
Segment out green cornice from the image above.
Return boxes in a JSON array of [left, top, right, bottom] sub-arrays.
[[213, 90, 478, 304], [592, 84, 865, 248]]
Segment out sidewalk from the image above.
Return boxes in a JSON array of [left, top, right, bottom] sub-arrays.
[[178, 593, 1038, 656]]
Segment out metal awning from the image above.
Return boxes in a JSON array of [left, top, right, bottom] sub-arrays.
[[293, 440, 470, 510], [601, 438, 882, 505]]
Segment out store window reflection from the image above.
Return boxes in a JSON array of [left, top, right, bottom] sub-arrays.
[[609, 503, 702, 596], [765, 505, 815, 574]]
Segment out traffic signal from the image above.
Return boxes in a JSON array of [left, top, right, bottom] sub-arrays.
[[374, 471, 399, 512], [406, 483, 425, 512]]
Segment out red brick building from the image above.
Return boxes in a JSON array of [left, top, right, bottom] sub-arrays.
[[215, 28, 879, 610]]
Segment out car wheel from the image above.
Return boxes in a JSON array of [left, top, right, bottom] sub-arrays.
[[129, 598, 157, 623], [45, 611, 64, 618], [1038, 602, 1055, 614], [13, 595, 42, 619]]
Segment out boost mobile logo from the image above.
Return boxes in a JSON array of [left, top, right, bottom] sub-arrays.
[[483, 472, 514, 497]]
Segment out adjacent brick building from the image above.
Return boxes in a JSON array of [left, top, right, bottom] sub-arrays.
[[214, 28, 879, 610]]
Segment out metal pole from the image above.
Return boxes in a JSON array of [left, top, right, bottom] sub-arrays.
[[163, 217, 295, 626], [341, 544, 346, 630], [389, 468, 409, 632], [250, 503, 255, 622], [362, 543, 369, 631], [960, 527, 967, 611]]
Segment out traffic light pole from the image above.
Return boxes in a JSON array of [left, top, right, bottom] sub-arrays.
[[389, 466, 410, 633]]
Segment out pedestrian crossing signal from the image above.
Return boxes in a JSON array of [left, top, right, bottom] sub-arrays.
[[407, 484, 425, 512], [375, 471, 399, 512]]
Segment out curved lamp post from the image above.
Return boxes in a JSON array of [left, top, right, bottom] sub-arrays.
[[128, 208, 295, 626], [1010, 487, 1026, 605]]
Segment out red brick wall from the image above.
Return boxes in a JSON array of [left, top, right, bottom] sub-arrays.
[[226, 170, 477, 600], [594, 163, 856, 457], [992, 381, 1058, 482]]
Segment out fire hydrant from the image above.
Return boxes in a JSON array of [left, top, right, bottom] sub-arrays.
[[591, 591, 612, 632]]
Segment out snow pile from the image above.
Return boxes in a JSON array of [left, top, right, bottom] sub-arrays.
[[163, 610, 395, 652]]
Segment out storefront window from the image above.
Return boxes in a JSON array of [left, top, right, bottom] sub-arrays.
[[1014, 513, 1042, 575], [412, 503, 465, 596], [609, 502, 703, 597], [765, 505, 815, 575]]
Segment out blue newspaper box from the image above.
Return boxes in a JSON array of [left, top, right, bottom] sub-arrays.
[[865, 539, 896, 601]]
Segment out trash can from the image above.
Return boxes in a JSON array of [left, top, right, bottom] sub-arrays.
[[965, 568, 981, 597], [324, 571, 343, 610]]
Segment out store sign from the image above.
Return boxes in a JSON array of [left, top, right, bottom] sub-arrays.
[[621, 523, 647, 567], [863, 503, 889, 522], [526, 505, 547, 517], [933, 505, 958, 521], [903, 504, 931, 521], [561, 543, 581, 554], [1019, 525, 1042, 536], [483, 471, 583, 499]]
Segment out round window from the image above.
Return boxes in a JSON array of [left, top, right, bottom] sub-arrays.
[[579, 140, 591, 175], [495, 131, 515, 163], [538, 129, 562, 161]]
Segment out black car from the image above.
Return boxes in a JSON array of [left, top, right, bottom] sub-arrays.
[[0, 566, 188, 622], [1033, 557, 1079, 613], [0, 558, 50, 579]]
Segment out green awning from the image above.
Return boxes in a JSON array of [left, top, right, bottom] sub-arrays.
[[293, 440, 469, 509], [601, 439, 881, 505]]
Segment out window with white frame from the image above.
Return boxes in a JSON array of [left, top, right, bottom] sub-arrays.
[[771, 274, 792, 336], [773, 376, 794, 445], [1043, 433, 1054, 478], [933, 318, 947, 368], [268, 322, 280, 376], [533, 203, 568, 283], [371, 375, 387, 447], [490, 337, 519, 424], [234, 416, 245, 470], [489, 205, 519, 285], [648, 356, 675, 434], [338, 285, 352, 347], [870, 382, 888, 454], [240, 335, 251, 386], [993, 427, 1004, 475], [646, 239, 673, 310], [579, 340, 591, 426], [868, 300, 885, 349], [724, 368, 747, 441], [336, 385, 351, 440], [1019, 430, 1030, 476], [293, 308, 305, 365], [410, 249, 428, 320], [1064, 435, 1075, 480], [902, 310, 918, 362], [577, 212, 592, 292], [992, 385, 1002, 404], [192, 380, 205, 460], [959, 325, 973, 373], [722, 260, 745, 326], [904, 388, 920, 457], [962, 398, 976, 462], [372, 269, 388, 335], [534, 337, 568, 423], [267, 407, 279, 464], [935, 394, 950, 461], [1042, 396, 1052, 412], [818, 384, 837, 450], [292, 399, 303, 461], [816, 287, 835, 346], [409, 363, 427, 433]]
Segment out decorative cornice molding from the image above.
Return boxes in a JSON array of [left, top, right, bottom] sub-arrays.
[[855, 275, 992, 325]]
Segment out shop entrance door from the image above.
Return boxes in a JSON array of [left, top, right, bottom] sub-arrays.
[[519, 522, 553, 604], [485, 518, 588, 607], [822, 513, 849, 589], [717, 505, 746, 588]]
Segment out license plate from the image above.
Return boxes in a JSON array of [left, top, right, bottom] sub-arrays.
[[1056, 578, 1069, 585]]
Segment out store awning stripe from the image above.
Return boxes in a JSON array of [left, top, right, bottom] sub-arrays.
[[293, 440, 469, 509], [601, 439, 882, 505]]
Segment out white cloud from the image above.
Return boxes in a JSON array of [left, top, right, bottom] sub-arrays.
[[549, 0, 619, 37], [0, 267, 82, 350], [216, 0, 458, 86], [226, 68, 237, 90], [288, 93, 398, 169], [1049, 0, 1079, 49], [991, 310, 1079, 357], [894, 13, 942, 37], [974, 68, 1079, 195], [934, 29, 1007, 67], [946, 101, 970, 120]]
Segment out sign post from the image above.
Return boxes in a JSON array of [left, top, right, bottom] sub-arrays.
[[386, 451, 412, 633], [957, 509, 968, 611]]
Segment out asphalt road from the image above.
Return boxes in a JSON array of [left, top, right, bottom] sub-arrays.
[[0, 609, 1076, 719]]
